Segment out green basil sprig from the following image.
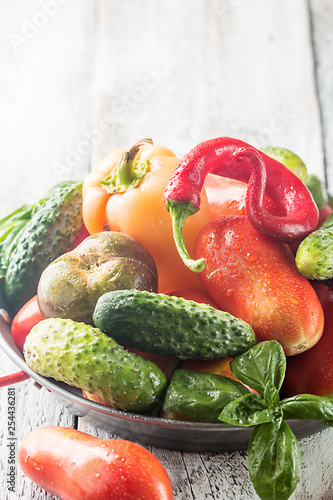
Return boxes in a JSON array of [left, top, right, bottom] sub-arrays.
[[219, 340, 333, 500], [247, 421, 301, 500], [163, 340, 333, 500]]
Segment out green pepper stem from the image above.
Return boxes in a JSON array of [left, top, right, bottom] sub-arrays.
[[166, 199, 206, 273]]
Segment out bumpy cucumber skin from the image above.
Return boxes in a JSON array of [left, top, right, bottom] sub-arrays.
[[261, 146, 308, 185], [296, 214, 333, 280], [93, 290, 257, 360], [24, 317, 167, 412], [5, 181, 83, 313]]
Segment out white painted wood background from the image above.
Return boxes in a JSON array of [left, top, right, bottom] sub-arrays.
[[1, 0, 333, 498]]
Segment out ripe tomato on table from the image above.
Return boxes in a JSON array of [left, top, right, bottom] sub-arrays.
[[18, 426, 173, 500]]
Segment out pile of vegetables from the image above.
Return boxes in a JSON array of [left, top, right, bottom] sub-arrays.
[[1, 136, 333, 500]]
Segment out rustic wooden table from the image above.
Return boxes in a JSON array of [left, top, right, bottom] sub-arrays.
[[1, 1, 333, 498]]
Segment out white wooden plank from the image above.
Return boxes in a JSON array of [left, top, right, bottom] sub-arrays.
[[89, 0, 324, 180], [0, 0, 94, 215], [294, 428, 333, 499], [309, 0, 333, 190]]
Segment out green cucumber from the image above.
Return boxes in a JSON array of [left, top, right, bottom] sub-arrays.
[[93, 290, 257, 360], [0, 277, 9, 313], [163, 369, 250, 423], [306, 174, 328, 210], [24, 317, 167, 412], [295, 212, 333, 280], [261, 146, 308, 185], [5, 181, 83, 313], [0, 203, 39, 279]]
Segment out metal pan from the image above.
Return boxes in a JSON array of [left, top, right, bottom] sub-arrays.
[[0, 312, 327, 452]]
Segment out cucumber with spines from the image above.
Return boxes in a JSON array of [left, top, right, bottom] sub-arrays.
[[93, 289, 257, 360], [296, 212, 333, 280], [24, 317, 167, 412], [5, 181, 83, 313]]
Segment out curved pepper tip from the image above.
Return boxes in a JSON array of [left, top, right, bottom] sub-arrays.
[[234, 146, 319, 243]]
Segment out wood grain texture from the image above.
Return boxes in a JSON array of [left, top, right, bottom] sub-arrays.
[[0, 353, 76, 499], [0, 0, 94, 215], [90, 0, 324, 180], [309, 0, 333, 190]]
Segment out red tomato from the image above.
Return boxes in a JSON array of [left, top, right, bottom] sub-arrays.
[[195, 215, 324, 356], [204, 174, 284, 219], [18, 427, 173, 500], [317, 204, 333, 228], [164, 288, 220, 309], [182, 358, 257, 394], [11, 295, 43, 350], [283, 284, 333, 397], [204, 175, 248, 219], [72, 224, 90, 248], [82, 390, 113, 407]]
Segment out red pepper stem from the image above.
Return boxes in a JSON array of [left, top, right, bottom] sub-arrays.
[[166, 199, 206, 272]]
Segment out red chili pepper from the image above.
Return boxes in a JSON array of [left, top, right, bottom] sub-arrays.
[[163, 137, 319, 272]]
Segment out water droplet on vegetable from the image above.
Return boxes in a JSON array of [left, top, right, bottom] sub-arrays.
[[246, 252, 259, 262]]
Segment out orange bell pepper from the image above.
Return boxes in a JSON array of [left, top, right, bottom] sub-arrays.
[[82, 139, 211, 292]]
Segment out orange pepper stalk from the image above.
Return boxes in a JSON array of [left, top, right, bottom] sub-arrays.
[[82, 139, 211, 292]]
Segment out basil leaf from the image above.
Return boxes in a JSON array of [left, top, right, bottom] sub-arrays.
[[219, 393, 274, 427], [230, 340, 286, 395], [281, 394, 333, 424], [264, 380, 280, 407], [162, 369, 249, 423], [248, 421, 301, 500]]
